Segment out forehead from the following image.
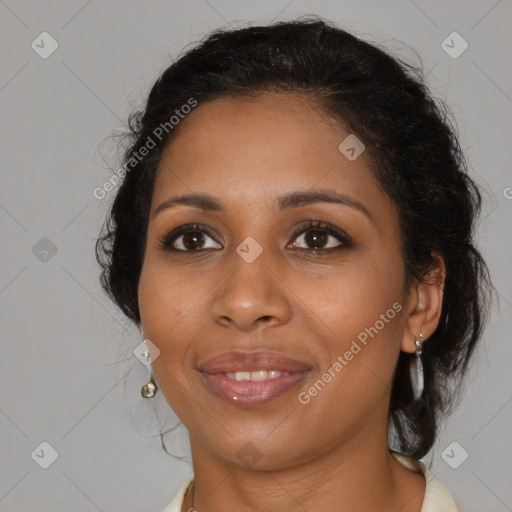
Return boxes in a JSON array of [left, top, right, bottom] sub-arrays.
[[151, 92, 388, 219]]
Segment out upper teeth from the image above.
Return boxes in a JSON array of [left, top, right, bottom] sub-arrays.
[[225, 370, 290, 381]]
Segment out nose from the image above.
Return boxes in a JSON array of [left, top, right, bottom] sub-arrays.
[[210, 252, 293, 332]]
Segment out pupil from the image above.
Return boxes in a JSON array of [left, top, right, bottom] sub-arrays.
[[183, 231, 204, 250], [305, 230, 327, 249]]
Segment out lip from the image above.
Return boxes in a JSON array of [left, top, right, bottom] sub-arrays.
[[200, 370, 311, 407], [198, 350, 312, 408], [198, 349, 312, 373]]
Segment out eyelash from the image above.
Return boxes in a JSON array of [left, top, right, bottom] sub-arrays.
[[158, 220, 353, 254]]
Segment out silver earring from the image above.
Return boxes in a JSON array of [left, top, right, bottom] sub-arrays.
[[409, 333, 425, 400], [140, 331, 157, 399]]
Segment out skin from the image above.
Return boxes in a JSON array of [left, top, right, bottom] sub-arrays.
[[137, 92, 446, 512]]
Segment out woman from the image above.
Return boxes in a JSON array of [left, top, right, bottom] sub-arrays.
[[96, 17, 492, 512]]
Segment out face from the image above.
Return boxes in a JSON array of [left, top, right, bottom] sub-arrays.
[[138, 92, 413, 470]]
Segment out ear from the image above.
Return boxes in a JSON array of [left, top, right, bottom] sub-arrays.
[[401, 252, 446, 353]]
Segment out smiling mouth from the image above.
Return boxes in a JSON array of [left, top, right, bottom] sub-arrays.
[[197, 349, 312, 407], [199, 369, 311, 407]]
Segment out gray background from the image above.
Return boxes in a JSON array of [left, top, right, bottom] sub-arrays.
[[1, 1, 511, 511]]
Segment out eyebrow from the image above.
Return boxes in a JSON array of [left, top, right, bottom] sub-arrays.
[[153, 189, 372, 221]]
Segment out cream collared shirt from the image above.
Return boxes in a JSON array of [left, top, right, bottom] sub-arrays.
[[160, 451, 458, 512]]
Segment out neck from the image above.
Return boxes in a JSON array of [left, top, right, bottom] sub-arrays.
[[183, 422, 425, 512]]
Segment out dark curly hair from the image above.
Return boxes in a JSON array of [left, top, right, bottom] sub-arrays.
[[96, 16, 493, 460]]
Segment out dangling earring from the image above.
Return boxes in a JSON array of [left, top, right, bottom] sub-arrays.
[[409, 333, 426, 401], [140, 331, 157, 399]]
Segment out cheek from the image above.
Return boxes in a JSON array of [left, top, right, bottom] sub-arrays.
[[292, 265, 404, 433], [137, 264, 196, 411], [294, 250, 403, 334], [137, 257, 213, 387], [138, 257, 202, 333], [292, 248, 405, 394], [138, 269, 177, 332]]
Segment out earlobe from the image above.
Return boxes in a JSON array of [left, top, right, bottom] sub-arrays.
[[401, 253, 446, 354]]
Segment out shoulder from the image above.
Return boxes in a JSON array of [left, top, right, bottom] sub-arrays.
[[159, 476, 194, 512], [391, 451, 459, 512]]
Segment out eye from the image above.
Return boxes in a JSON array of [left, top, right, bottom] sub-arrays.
[[287, 220, 353, 252], [158, 220, 353, 253], [158, 223, 222, 252]]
